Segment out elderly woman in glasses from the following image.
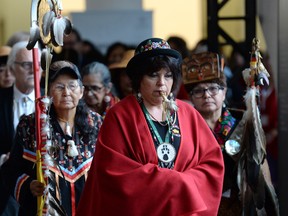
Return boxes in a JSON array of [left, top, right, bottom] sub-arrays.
[[0, 61, 102, 216], [183, 52, 279, 216], [81, 62, 119, 117]]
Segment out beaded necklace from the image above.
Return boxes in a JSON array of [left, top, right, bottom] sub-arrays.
[[142, 103, 179, 169]]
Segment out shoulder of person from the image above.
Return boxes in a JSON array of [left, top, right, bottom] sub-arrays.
[[88, 109, 103, 124], [176, 99, 196, 113], [15, 113, 35, 139], [19, 113, 35, 124], [0, 86, 13, 101], [108, 95, 135, 112], [226, 107, 245, 120]]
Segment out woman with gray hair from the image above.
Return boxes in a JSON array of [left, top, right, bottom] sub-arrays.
[[81, 62, 119, 117]]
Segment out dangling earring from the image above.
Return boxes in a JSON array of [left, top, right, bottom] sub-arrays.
[[104, 94, 111, 103], [168, 92, 174, 101], [136, 92, 142, 103], [102, 94, 112, 117]]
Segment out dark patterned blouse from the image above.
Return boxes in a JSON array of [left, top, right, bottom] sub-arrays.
[[11, 110, 102, 216], [212, 108, 242, 216]]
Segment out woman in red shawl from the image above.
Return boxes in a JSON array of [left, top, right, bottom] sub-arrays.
[[77, 38, 224, 216]]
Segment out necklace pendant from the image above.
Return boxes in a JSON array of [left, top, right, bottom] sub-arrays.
[[65, 122, 72, 136], [157, 143, 176, 163], [67, 140, 79, 157]]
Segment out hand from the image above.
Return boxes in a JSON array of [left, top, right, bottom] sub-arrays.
[[30, 180, 45, 197], [0, 153, 10, 166]]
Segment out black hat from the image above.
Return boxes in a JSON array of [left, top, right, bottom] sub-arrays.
[[49, 60, 81, 83], [126, 38, 182, 78]]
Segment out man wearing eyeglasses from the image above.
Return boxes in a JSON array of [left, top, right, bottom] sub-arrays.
[[0, 41, 42, 162], [0, 40, 41, 215]]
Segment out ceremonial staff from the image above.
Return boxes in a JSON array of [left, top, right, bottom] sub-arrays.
[[26, 0, 71, 214], [238, 38, 279, 215]]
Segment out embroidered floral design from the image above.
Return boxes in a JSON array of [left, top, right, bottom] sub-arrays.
[[138, 39, 171, 54], [213, 109, 236, 149]]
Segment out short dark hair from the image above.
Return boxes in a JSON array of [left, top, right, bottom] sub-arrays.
[[130, 55, 182, 93]]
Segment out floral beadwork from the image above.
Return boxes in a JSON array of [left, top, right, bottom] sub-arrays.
[[213, 109, 236, 149], [138, 39, 171, 54]]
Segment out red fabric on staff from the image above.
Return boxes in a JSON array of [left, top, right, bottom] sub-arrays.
[[33, 47, 47, 215], [32, 47, 41, 151], [32, 48, 40, 99]]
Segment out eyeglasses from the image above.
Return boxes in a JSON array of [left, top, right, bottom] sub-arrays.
[[53, 82, 79, 93], [14, 61, 38, 70], [191, 86, 224, 98], [84, 85, 104, 93]]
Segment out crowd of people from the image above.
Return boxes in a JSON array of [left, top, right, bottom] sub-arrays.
[[0, 29, 279, 216]]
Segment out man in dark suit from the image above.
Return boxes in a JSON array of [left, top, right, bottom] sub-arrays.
[[0, 41, 41, 160], [0, 41, 41, 214], [0, 46, 13, 164], [0, 86, 15, 162]]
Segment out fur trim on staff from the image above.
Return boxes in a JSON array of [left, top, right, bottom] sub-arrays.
[[242, 87, 266, 164]]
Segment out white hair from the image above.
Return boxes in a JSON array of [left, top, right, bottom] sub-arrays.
[[7, 41, 41, 69]]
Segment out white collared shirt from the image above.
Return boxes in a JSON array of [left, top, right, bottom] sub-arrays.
[[13, 85, 35, 130]]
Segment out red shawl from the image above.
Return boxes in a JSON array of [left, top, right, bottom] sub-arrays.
[[76, 95, 224, 216]]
